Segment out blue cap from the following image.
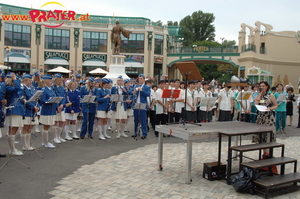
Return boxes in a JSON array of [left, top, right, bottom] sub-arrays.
[[109, 79, 113, 84], [6, 74, 11, 78], [89, 77, 94, 82], [117, 75, 123, 79], [124, 79, 130, 83], [22, 74, 32, 79], [138, 74, 145, 78], [54, 73, 63, 78], [16, 74, 21, 79], [75, 74, 81, 78], [95, 79, 101, 83], [79, 80, 85, 84], [102, 78, 110, 84], [42, 75, 53, 80], [1, 74, 5, 78], [34, 72, 39, 76]]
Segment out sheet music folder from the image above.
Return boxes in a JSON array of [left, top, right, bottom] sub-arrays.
[[133, 103, 147, 110], [110, 94, 124, 102], [162, 89, 181, 98], [46, 97, 64, 104], [200, 97, 217, 107], [27, 90, 44, 102], [81, 95, 96, 103]]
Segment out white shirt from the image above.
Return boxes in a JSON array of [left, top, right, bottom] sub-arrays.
[[297, 95, 300, 105], [219, 88, 233, 111], [136, 84, 144, 103], [185, 89, 195, 111], [172, 89, 184, 113], [198, 89, 212, 111], [155, 88, 165, 114], [237, 90, 253, 113], [147, 89, 155, 107]]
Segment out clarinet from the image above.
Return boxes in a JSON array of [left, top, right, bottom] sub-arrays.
[[22, 86, 27, 120]]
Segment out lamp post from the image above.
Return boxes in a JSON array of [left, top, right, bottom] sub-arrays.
[[5, 46, 11, 68], [220, 37, 225, 52]]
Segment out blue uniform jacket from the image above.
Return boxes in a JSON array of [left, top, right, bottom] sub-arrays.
[[53, 85, 66, 111], [96, 87, 111, 111], [125, 86, 134, 109], [133, 84, 151, 110], [110, 86, 128, 111], [80, 86, 97, 113], [23, 85, 40, 117], [65, 89, 81, 113], [6, 79, 25, 116], [0, 82, 6, 115], [40, 86, 57, 116]]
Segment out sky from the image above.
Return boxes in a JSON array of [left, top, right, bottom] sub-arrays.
[[1, 0, 299, 43]]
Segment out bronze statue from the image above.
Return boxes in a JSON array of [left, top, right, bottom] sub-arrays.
[[111, 20, 132, 55]]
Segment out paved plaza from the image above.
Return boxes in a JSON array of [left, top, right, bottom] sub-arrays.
[[0, 111, 300, 199]]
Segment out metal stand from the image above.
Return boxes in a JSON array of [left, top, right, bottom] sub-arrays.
[[0, 154, 30, 170], [76, 133, 98, 146]]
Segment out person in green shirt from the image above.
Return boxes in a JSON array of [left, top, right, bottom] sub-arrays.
[[274, 84, 288, 133]]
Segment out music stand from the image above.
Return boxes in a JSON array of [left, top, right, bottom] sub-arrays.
[[110, 94, 124, 102], [176, 62, 202, 130], [77, 95, 98, 146], [132, 103, 147, 140]]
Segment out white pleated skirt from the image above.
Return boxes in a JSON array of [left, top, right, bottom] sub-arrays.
[[65, 112, 79, 120], [127, 109, 133, 117], [23, 116, 39, 125], [96, 111, 111, 119], [5, 115, 24, 127], [112, 103, 127, 119], [40, 115, 55, 126], [55, 111, 66, 122]]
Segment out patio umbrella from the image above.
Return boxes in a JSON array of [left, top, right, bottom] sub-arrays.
[[0, 65, 10, 70], [89, 68, 108, 74], [48, 66, 71, 73]]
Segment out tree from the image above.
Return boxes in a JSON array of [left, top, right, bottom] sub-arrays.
[[222, 40, 236, 47], [155, 20, 163, 26], [180, 11, 216, 46], [167, 21, 179, 26], [192, 40, 221, 47]]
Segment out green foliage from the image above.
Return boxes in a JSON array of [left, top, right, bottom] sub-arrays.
[[155, 20, 163, 26], [192, 40, 221, 47], [197, 63, 238, 83], [180, 10, 216, 46], [222, 40, 236, 47], [167, 21, 179, 26]]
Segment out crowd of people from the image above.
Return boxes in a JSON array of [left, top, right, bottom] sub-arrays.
[[0, 71, 299, 158]]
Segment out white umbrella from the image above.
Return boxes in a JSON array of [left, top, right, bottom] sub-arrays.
[[89, 68, 108, 74], [0, 65, 10, 70], [48, 66, 71, 73]]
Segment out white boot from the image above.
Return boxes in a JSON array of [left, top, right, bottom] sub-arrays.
[[21, 134, 29, 151], [97, 125, 105, 140], [26, 134, 35, 150], [64, 126, 72, 141], [116, 121, 121, 138], [71, 124, 79, 139], [120, 123, 128, 138], [77, 120, 82, 132], [53, 126, 61, 144], [35, 124, 40, 132], [42, 130, 55, 148], [8, 135, 23, 155], [57, 127, 66, 143], [102, 124, 111, 139]]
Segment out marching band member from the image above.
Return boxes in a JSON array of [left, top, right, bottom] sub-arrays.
[[79, 77, 97, 139], [52, 73, 67, 143], [76, 80, 85, 132], [93, 79, 101, 133], [96, 78, 111, 140], [5, 73, 24, 155], [75, 74, 82, 90], [106, 79, 113, 131], [124, 79, 133, 132], [110, 75, 128, 138], [132, 74, 150, 139], [64, 81, 81, 140], [0, 73, 7, 157], [196, 81, 213, 122], [21, 74, 39, 151], [32, 72, 43, 133], [39, 75, 56, 148]]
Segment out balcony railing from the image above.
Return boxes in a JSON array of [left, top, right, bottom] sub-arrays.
[[167, 46, 239, 54], [260, 47, 266, 54]]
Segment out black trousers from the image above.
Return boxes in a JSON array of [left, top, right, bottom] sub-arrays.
[[149, 110, 156, 129], [170, 112, 181, 123], [155, 113, 167, 133], [239, 113, 250, 123]]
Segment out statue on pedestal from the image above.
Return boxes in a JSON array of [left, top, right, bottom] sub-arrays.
[[111, 20, 132, 55]]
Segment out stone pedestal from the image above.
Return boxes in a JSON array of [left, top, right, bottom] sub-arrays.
[[103, 55, 130, 85]]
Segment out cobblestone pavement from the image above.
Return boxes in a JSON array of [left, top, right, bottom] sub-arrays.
[[49, 136, 300, 199]]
